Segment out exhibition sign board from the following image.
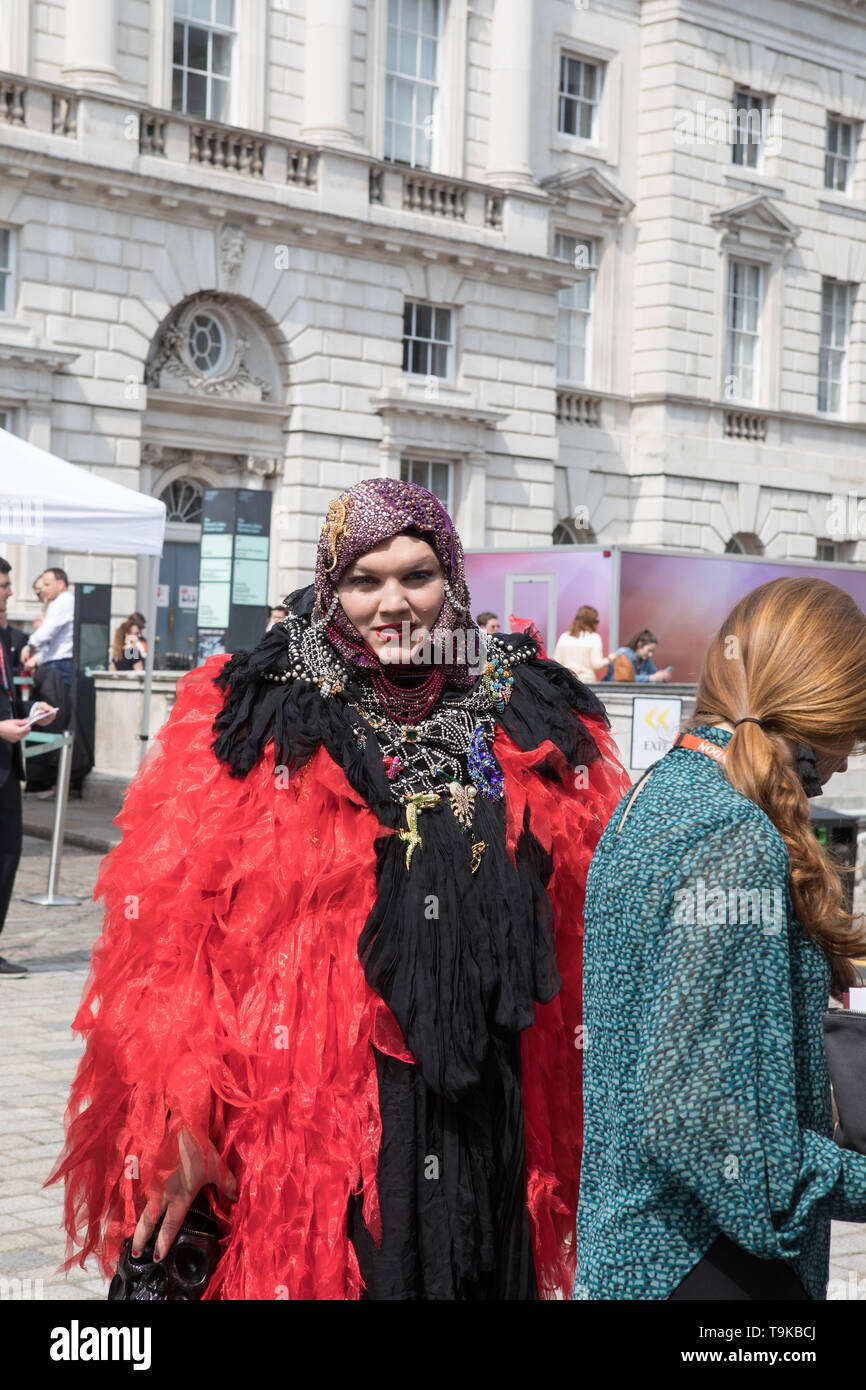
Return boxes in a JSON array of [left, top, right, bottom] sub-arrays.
[[630, 695, 683, 771], [196, 488, 272, 662]]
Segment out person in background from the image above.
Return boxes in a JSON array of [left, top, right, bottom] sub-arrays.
[[129, 612, 147, 656], [266, 604, 288, 632], [21, 568, 74, 687], [577, 577, 866, 1301], [602, 628, 672, 683], [554, 606, 610, 683], [0, 556, 57, 978], [109, 618, 146, 672], [28, 575, 45, 644], [0, 558, 27, 675], [476, 611, 500, 634]]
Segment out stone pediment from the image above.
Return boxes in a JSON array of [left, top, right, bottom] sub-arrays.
[[710, 194, 799, 250], [540, 166, 634, 222]]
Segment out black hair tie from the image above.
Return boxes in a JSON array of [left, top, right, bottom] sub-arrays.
[[733, 717, 763, 728]]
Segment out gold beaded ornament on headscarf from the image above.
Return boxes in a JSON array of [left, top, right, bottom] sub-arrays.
[[321, 494, 352, 573]]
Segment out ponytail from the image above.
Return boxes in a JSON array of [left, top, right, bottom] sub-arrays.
[[687, 576, 866, 999], [723, 721, 861, 997]]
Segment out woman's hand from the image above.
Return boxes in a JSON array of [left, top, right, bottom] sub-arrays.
[[132, 1125, 238, 1261], [0, 718, 30, 744]]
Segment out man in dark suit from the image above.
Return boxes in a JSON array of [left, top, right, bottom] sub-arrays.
[[0, 557, 56, 978]]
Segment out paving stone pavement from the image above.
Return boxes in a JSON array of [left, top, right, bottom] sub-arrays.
[[2, 832, 866, 1302]]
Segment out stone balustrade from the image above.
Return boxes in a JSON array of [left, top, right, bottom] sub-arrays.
[[724, 408, 768, 442], [0, 73, 77, 135], [556, 390, 602, 426], [369, 161, 505, 228], [0, 70, 522, 245]]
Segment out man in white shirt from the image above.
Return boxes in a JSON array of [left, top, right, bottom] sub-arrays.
[[21, 568, 74, 687]]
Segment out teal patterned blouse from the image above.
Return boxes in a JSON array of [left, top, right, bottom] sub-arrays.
[[575, 723, 866, 1301]]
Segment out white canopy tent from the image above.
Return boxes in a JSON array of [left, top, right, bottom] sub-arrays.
[[0, 426, 166, 759]]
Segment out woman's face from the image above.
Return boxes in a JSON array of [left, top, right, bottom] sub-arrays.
[[636, 641, 656, 661], [337, 534, 445, 665], [128, 625, 141, 641]]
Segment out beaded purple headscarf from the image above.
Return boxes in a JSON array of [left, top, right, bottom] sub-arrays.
[[312, 477, 477, 689]]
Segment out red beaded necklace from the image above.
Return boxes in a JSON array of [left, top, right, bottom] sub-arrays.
[[327, 623, 446, 722]]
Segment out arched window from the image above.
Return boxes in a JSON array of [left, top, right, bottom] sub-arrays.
[[186, 311, 229, 375], [725, 532, 764, 555], [553, 521, 597, 545], [159, 478, 204, 524]]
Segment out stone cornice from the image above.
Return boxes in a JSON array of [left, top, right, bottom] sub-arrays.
[[0, 147, 578, 288], [0, 343, 79, 370], [370, 386, 507, 427]]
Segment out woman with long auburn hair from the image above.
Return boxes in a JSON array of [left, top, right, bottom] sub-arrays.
[[576, 576, 866, 1301]]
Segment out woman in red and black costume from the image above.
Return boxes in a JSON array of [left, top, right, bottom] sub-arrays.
[[48, 478, 630, 1300]]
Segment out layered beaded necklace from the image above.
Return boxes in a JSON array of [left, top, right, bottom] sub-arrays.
[[260, 612, 533, 866]]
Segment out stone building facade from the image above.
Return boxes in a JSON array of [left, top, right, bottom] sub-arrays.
[[1, 0, 866, 650]]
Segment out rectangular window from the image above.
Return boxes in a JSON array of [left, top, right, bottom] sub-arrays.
[[725, 260, 762, 402], [818, 278, 851, 416], [558, 55, 601, 140], [731, 90, 766, 168], [0, 229, 12, 314], [385, 0, 441, 169], [825, 118, 856, 193], [554, 233, 597, 385], [172, 0, 235, 123], [402, 300, 453, 379], [400, 457, 453, 513]]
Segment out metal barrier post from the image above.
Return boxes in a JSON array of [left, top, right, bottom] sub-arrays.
[[21, 730, 83, 908]]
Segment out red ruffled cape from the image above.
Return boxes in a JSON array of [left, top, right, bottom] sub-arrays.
[[47, 655, 630, 1299]]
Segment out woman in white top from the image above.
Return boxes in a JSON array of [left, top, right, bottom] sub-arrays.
[[553, 605, 610, 684]]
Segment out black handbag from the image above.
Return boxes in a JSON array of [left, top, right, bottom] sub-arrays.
[[108, 1191, 222, 1301], [823, 1008, 866, 1153]]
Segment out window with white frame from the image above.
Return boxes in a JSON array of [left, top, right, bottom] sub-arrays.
[[558, 55, 601, 140], [731, 90, 768, 169], [400, 457, 453, 513], [825, 118, 856, 193], [818, 278, 852, 416], [554, 233, 597, 385], [402, 301, 453, 379], [385, 0, 441, 169], [0, 229, 13, 314], [724, 260, 762, 403], [172, 0, 235, 123]]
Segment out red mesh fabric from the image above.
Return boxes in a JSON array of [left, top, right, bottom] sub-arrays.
[[46, 656, 411, 1301]]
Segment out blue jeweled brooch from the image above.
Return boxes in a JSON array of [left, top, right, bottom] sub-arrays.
[[467, 724, 504, 800]]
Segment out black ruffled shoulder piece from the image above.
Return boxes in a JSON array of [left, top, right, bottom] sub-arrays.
[[486, 632, 611, 776], [211, 586, 338, 778]]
